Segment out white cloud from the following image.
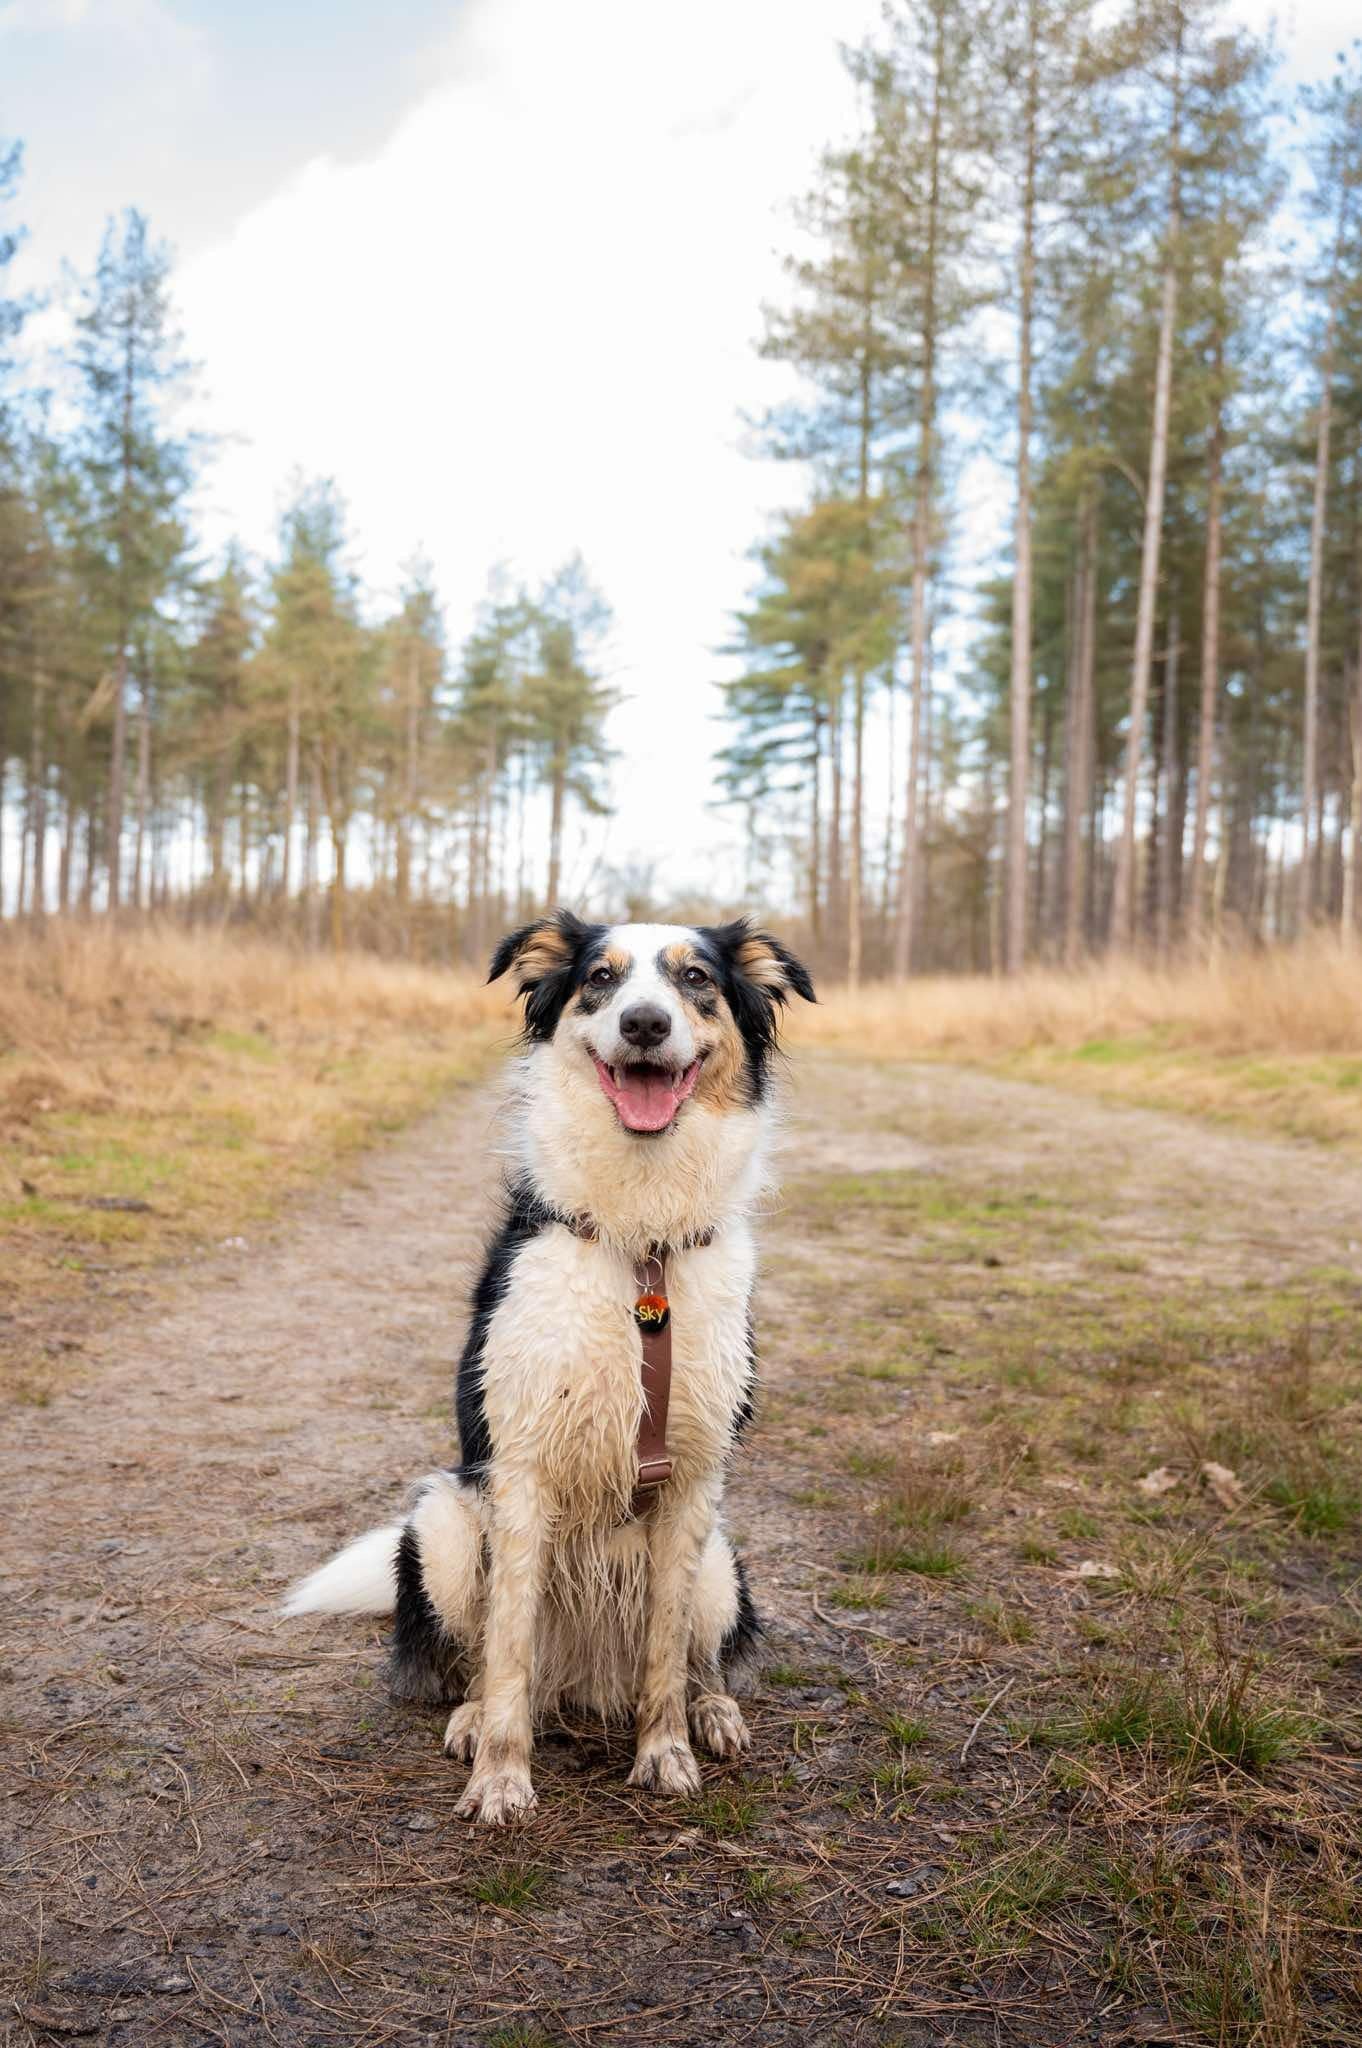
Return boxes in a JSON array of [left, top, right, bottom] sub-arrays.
[[178, 0, 881, 901]]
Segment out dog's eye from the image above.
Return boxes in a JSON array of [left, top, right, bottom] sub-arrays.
[[683, 966, 710, 988], [587, 965, 615, 988]]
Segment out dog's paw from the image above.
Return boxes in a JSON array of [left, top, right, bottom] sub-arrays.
[[628, 1739, 703, 1797], [690, 1692, 750, 1760], [456, 1763, 537, 1826], [442, 1700, 483, 1763]]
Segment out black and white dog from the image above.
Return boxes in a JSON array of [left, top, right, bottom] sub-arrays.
[[284, 912, 815, 1824]]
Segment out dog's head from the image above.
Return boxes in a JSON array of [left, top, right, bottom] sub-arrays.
[[489, 912, 815, 1138]]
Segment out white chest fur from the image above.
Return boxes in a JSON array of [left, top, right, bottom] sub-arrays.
[[479, 1224, 756, 1528]]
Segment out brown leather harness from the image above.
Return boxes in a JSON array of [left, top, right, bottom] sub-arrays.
[[558, 1214, 713, 1516]]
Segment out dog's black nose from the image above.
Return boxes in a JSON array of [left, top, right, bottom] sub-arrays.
[[619, 1003, 672, 1050]]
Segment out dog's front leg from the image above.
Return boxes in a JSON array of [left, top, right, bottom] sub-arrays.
[[456, 1474, 545, 1825], [629, 1483, 713, 1797]]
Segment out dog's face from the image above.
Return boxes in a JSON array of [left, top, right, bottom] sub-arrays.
[[490, 914, 816, 1137]]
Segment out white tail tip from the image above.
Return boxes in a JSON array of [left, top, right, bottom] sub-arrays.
[[281, 1522, 404, 1617]]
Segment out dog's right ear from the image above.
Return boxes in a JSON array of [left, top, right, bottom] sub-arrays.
[[489, 916, 574, 991], [488, 910, 603, 1039]]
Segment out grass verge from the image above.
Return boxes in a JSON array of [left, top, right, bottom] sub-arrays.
[[0, 920, 511, 1395], [792, 940, 1362, 1147]]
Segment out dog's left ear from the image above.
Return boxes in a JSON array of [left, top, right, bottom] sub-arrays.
[[705, 920, 816, 1006]]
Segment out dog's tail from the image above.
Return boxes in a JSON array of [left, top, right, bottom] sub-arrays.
[[283, 1475, 471, 1704], [281, 1521, 405, 1618]]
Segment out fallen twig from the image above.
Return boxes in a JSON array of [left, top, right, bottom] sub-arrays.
[[960, 1676, 1016, 1765]]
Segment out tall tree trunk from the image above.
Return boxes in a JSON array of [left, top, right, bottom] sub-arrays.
[[919, 608, 936, 959], [1156, 598, 1180, 959], [1035, 671, 1054, 946], [1347, 507, 1362, 944], [1005, 2, 1038, 975], [108, 649, 129, 909], [396, 639, 419, 913], [1111, 15, 1182, 949], [132, 684, 151, 911], [28, 654, 48, 919], [516, 750, 529, 920], [474, 728, 497, 955], [304, 749, 322, 948], [81, 805, 97, 913], [237, 776, 250, 903], [1300, 279, 1341, 931], [0, 724, 8, 919], [208, 749, 229, 906], [827, 679, 844, 952], [1188, 330, 1225, 949], [848, 332, 874, 990], [318, 743, 348, 954], [16, 757, 30, 918], [547, 754, 566, 905], [881, 666, 896, 942], [282, 681, 300, 902], [106, 305, 138, 913], [810, 702, 824, 946], [58, 765, 75, 914], [1063, 492, 1098, 966], [892, 9, 943, 981], [1346, 661, 1362, 945], [330, 823, 347, 954]]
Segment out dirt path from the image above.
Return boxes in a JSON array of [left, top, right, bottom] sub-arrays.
[[3, 1059, 1359, 2048]]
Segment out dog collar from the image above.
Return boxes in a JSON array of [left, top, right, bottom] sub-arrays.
[[552, 1213, 715, 1515], [553, 1212, 716, 1258]]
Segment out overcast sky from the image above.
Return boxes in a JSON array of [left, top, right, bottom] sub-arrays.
[[3, 0, 1349, 907]]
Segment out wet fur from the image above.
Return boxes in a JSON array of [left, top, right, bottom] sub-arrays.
[[285, 913, 813, 1823]]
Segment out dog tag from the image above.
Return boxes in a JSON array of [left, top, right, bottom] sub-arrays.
[[633, 1292, 670, 1333]]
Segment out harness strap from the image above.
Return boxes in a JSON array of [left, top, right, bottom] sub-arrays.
[[555, 1211, 714, 1516], [631, 1247, 673, 1516]]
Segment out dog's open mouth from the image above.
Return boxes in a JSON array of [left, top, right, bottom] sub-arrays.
[[591, 1055, 702, 1134]]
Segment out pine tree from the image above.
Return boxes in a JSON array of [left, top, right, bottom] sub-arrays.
[[865, 0, 982, 979], [260, 479, 368, 948], [1181, 28, 1281, 946], [520, 558, 615, 907], [991, 0, 1110, 972], [182, 547, 253, 908], [720, 498, 900, 953], [1109, 1, 1190, 948], [67, 209, 196, 910], [453, 577, 534, 953], [382, 559, 444, 930], [761, 72, 916, 979], [1298, 48, 1362, 929], [0, 138, 30, 919]]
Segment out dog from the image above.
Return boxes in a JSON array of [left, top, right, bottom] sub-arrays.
[[283, 911, 815, 1824]]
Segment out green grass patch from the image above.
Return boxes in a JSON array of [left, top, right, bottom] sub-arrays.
[[686, 1787, 763, 1838], [881, 1712, 932, 1748], [847, 1539, 962, 1578], [470, 1863, 550, 1911], [824, 1575, 890, 1610]]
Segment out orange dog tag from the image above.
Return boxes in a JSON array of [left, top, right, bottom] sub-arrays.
[[633, 1292, 670, 1333]]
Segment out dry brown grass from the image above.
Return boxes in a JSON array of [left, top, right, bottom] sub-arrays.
[[0, 921, 513, 1385], [792, 941, 1362, 1147], [795, 940, 1362, 1059], [0, 918, 510, 1052]]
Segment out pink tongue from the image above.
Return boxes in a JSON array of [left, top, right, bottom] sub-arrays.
[[608, 1066, 682, 1133], [593, 1056, 696, 1133]]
